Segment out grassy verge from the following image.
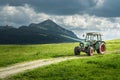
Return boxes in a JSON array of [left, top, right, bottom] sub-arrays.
[[0, 39, 120, 67], [4, 51, 120, 80]]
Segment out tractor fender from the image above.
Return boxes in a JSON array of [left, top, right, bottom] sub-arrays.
[[94, 41, 105, 50]]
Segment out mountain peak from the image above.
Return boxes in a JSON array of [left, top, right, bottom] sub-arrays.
[[41, 19, 56, 25], [45, 19, 54, 22]]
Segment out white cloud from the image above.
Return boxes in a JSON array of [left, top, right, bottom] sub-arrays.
[[0, 5, 120, 40], [0, 4, 49, 26]]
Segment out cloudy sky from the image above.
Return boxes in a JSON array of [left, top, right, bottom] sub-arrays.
[[0, 0, 120, 40]]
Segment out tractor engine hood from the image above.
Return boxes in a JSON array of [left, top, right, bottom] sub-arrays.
[[79, 39, 91, 47]]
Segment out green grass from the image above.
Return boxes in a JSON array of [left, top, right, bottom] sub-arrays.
[[106, 39, 120, 51], [4, 51, 120, 80], [0, 39, 120, 80], [0, 39, 120, 67], [0, 43, 78, 67]]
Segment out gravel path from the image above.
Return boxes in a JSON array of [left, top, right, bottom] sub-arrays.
[[0, 49, 120, 79]]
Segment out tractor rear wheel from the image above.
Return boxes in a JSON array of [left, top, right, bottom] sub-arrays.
[[87, 47, 94, 56], [97, 43, 106, 54], [74, 46, 80, 55]]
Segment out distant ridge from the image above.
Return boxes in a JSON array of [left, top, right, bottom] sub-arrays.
[[0, 19, 80, 44]]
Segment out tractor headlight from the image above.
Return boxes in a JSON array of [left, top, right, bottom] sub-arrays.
[[80, 43, 84, 47]]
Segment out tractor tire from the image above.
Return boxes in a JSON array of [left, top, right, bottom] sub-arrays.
[[97, 43, 106, 54], [87, 47, 94, 56], [74, 46, 81, 55]]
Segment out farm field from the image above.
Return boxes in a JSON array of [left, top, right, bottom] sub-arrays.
[[2, 39, 120, 80], [0, 39, 120, 67]]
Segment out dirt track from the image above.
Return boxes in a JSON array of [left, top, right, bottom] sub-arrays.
[[0, 56, 83, 78], [0, 49, 120, 79]]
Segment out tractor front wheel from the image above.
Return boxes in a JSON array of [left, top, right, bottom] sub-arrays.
[[74, 46, 81, 55], [87, 47, 94, 56], [97, 43, 106, 54]]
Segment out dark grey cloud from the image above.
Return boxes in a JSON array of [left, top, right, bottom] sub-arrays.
[[91, 0, 120, 17], [0, 0, 96, 15], [0, 0, 120, 17], [0, 0, 98, 15]]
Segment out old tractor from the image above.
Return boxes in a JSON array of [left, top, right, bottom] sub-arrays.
[[74, 32, 106, 56]]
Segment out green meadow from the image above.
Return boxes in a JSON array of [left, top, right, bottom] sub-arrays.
[[5, 52, 120, 80], [0, 43, 77, 67], [0, 39, 120, 80], [0, 39, 120, 67]]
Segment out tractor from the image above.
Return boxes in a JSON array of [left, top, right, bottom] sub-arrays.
[[74, 32, 106, 56]]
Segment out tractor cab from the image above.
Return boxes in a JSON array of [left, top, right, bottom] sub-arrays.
[[85, 32, 102, 42]]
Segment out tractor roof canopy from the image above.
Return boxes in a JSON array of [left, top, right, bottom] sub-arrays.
[[86, 32, 102, 36]]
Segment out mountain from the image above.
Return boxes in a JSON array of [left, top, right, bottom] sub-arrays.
[[0, 19, 79, 44]]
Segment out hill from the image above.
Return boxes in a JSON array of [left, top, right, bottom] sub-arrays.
[[0, 19, 79, 44]]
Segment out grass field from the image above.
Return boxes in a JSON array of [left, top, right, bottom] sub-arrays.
[[0, 43, 77, 67], [0, 39, 120, 67], [4, 53, 120, 80], [0, 39, 120, 80], [106, 39, 120, 51]]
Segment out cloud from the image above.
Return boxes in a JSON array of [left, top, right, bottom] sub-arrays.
[[0, 5, 120, 40], [91, 0, 120, 17], [0, 0, 120, 17], [0, 4, 49, 27], [0, 0, 96, 15], [94, 0, 105, 8], [51, 14, 120, 40]]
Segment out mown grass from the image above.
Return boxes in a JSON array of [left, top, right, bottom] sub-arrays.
[[0, 39, 120, 67], [4, 51, 120, 80]]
